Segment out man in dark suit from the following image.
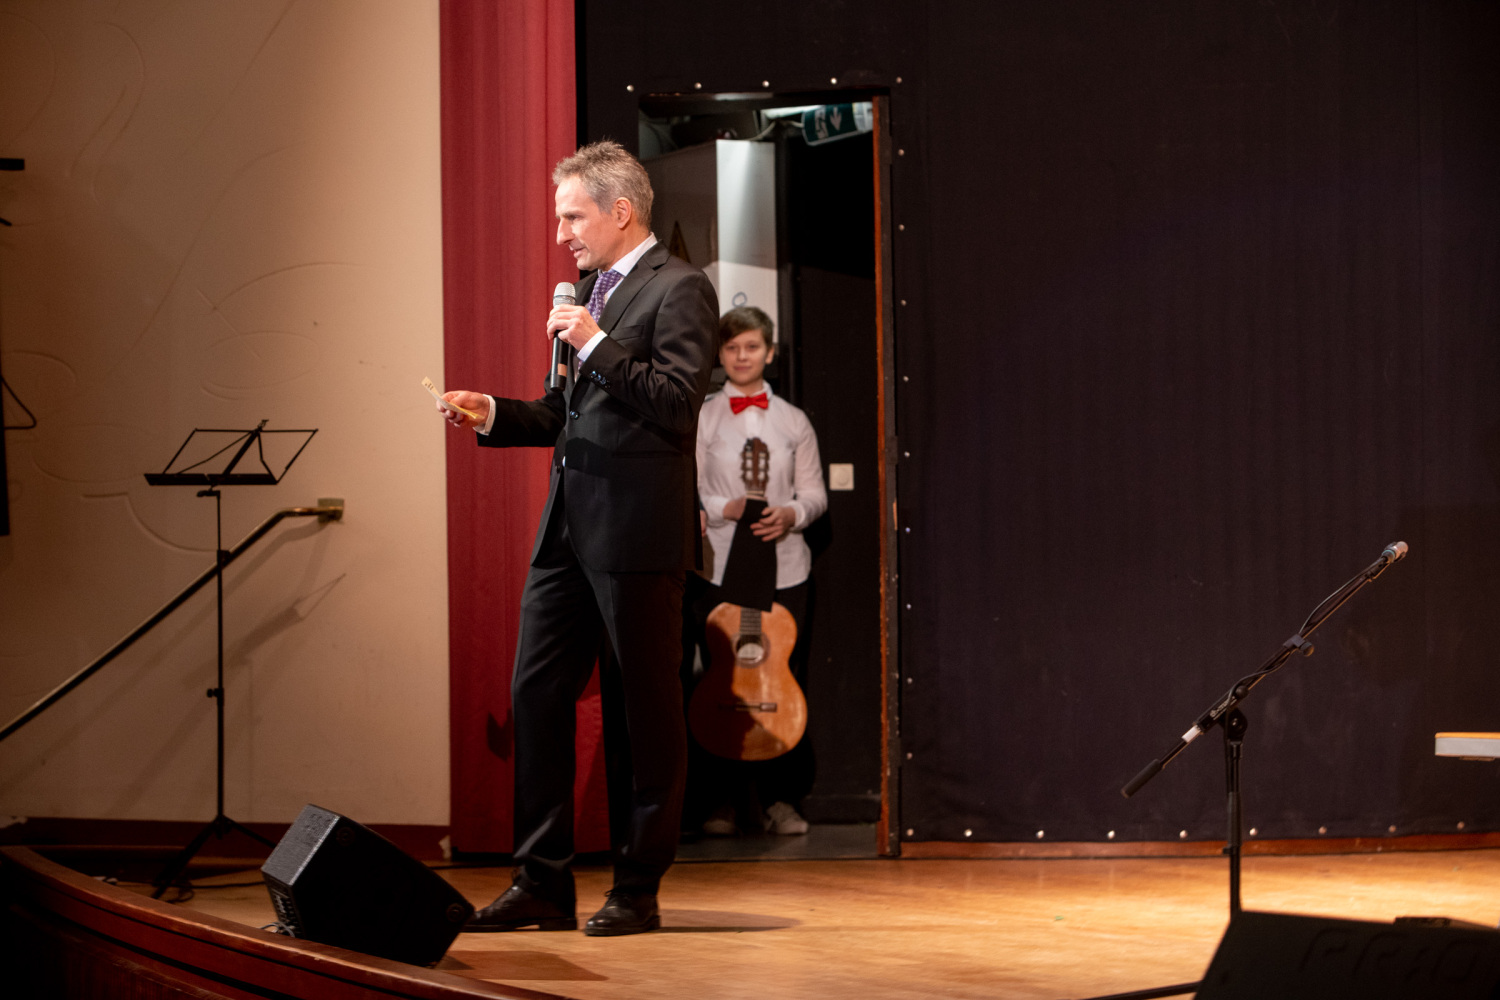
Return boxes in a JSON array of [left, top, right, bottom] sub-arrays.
[[441, 141, 717, 936]]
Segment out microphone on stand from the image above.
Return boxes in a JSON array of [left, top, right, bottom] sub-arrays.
[[549, 282, 576, 390], [1367, 540, 1409, 580]]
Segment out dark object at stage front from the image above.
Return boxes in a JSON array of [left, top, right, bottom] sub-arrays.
[[1197, 910, 1500, 999], [262, 804, 473, 967]]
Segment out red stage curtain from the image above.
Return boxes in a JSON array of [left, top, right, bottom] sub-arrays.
[[439, 0, 607, 854]]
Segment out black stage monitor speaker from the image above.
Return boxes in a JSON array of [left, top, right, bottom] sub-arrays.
[[1197, 910, 1500, 999], [261, 804, 474, 967]]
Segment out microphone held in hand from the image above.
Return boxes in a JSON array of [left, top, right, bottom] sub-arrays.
[[549, 281, 576, 390]]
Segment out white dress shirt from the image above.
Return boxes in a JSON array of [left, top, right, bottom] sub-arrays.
[[697, 382, 827, 589]]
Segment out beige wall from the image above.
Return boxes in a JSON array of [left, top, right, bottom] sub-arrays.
[[0, 2, 450, 828]]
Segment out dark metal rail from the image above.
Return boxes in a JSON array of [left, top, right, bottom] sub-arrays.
[[0, 500, 344, 743]]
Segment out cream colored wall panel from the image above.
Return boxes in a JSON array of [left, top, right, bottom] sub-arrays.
[[0, 1, 449, 827]]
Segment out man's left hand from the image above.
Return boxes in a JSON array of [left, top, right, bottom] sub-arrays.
[[751, 506, 796, 542], [548, 304, 602, 351]]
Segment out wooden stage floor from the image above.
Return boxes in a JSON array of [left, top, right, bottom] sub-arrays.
[[145, 848, 1500, 1000]]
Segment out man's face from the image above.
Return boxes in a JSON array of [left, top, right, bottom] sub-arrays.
[[556, 176, 627, 272]]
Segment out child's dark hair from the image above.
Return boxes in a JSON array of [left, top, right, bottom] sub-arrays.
[[718, 305, 774, 347]]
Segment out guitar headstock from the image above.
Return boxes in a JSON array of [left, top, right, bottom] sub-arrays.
[[740, 437, 770, 500]]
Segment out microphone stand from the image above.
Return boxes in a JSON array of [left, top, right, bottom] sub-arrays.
[[1074, 543, 1409, 1000]]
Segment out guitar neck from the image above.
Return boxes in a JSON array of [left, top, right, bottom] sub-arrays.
[[739, 605, 763, 636]]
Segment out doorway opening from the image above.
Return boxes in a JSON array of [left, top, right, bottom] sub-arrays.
[[638, 93, 898, 860]]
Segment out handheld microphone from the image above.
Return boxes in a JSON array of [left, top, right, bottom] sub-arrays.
[[549, 281, 576, 390]]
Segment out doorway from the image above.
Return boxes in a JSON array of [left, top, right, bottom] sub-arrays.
[[638, 94, 896, 860]]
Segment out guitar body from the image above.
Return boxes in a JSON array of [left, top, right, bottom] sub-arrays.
[[689, 601, 807, 761]]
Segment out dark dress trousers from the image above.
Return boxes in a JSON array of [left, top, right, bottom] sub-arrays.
[[480, 242, 717, 893]]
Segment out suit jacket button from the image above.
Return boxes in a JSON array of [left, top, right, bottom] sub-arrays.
[[569, 410, 580, 420]]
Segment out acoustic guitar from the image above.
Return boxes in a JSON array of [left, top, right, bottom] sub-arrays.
[[688, 438, 808, 761]]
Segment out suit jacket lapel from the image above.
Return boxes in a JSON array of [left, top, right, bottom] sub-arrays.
[[569, 244, 667, 406], [595, 242, 666, 332]]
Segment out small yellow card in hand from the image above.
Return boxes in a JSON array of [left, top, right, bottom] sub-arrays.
[[422, 377, 480, 420]]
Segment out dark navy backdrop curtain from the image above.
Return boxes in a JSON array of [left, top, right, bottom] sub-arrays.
[[581, 0, 1500, 844]]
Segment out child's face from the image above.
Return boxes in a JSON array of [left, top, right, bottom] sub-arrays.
[[720, 329, 775, 388]]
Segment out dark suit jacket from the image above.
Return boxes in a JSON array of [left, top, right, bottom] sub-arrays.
[[480, 241, 718, 573]]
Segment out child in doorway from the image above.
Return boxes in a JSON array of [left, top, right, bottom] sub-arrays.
[[687, 305, 828, 836]]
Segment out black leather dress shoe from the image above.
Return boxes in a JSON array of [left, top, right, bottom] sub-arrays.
[[464, 878, 577, 932], [583, 890, 660, 936]]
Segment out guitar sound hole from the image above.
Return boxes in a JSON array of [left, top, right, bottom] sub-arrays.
[[735, 636, 766, 664]]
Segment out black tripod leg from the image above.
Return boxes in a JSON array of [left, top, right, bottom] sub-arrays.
[[150, 814, 276, 899], [151, 818, 218, 898], [225, 815, 276, 849]]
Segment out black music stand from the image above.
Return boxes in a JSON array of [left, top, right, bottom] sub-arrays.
[[145, 420, 317, 898]]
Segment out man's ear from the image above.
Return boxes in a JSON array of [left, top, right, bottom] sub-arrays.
[[613, 197, 633, 229]]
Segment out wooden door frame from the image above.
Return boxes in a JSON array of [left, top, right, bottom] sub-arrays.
[[870, 94, 900, 857]]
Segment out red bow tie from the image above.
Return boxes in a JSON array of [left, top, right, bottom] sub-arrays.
[[729, 392, 769, 414]]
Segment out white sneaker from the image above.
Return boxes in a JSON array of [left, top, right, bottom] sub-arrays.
[[765, 801, 809, 836], [701, 805, 737, 837]]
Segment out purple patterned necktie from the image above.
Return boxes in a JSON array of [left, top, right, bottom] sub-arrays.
[[586, 269, 623, 320]]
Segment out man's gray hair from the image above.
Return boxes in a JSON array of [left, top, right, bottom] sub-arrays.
[[553, 140, 654, 231]]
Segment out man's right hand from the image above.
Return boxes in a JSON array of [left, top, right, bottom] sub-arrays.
[[440, 390, 490, 431]]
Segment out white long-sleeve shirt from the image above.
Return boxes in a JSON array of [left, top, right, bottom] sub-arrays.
[[697, 382, 827, 589]]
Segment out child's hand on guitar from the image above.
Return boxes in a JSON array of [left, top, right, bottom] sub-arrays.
[[723, 496, 747, 522], [751, 506, 796, 542]]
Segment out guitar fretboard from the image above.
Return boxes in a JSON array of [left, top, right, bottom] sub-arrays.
[[739, 605, 762, 637]]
